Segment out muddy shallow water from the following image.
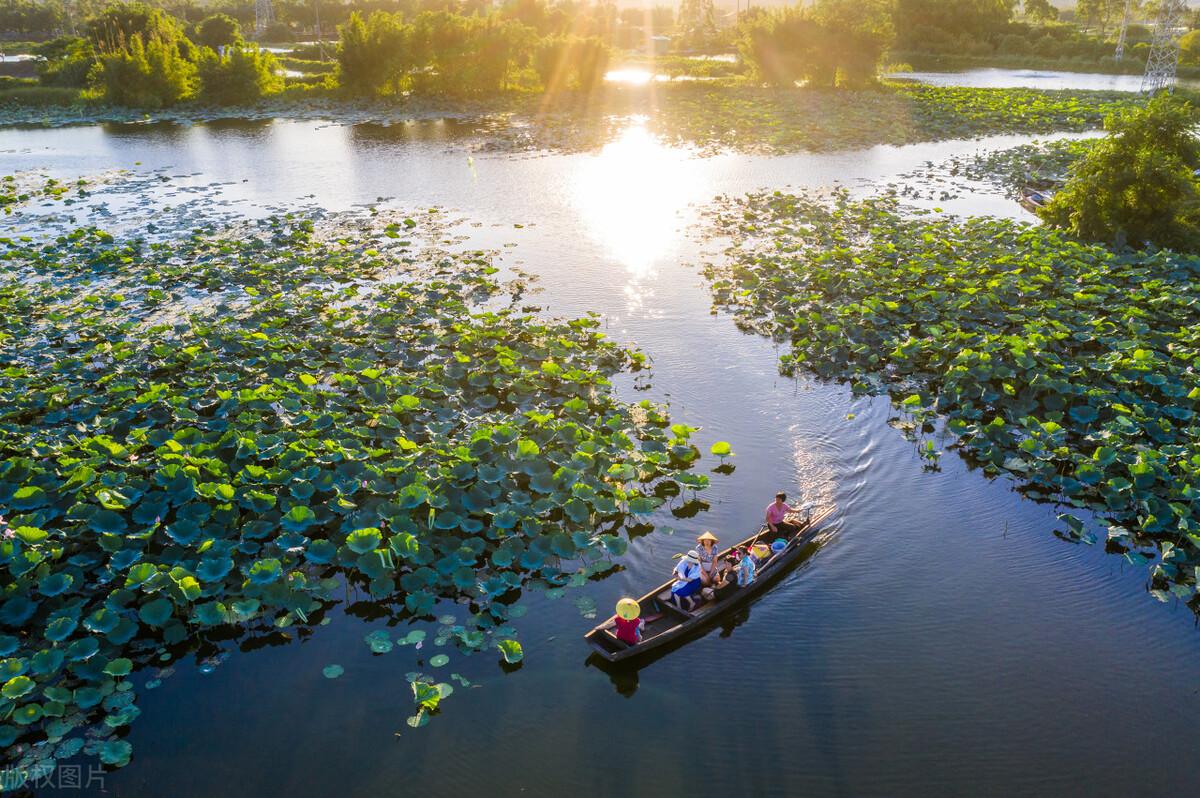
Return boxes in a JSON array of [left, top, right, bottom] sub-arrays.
[[3, 120, 1198, 797]]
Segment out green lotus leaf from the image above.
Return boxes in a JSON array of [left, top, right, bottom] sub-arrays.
[[31, 649, 65, 676], [12, 485, 48, 510], [323, 664, 344, 679], [345, 528, 382, 555], [281, 505, 317, 532], [74, 686, 104, 708], [138, 598, 174, 627], [45, 615, 78, 642], [110, 548, 142, 570], [305, 539, 337, 564], [231, 599, 261, 620], [89, 509, 128, 534], [0, 596, 37, 626], [429, 654, 449, 667], [165, 520, 202, 546], [247, 558, 283, 584], [125, 561, 158, 588], [196, 557, 234, 581], [2, 675, 35, 699], [99, 739, 133, 767], [14, 525, 47, 545], [194, 601, 227, 626], [103, 657, 133, 677], [38, 572, 74, 597], [0, 658, 26, 680], [710, 441, 733, 457], [496, 639, 523, 663], [12, 703, 43, 725]]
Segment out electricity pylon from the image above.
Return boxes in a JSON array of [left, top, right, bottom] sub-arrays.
[[1114, 0, 1133, 60], [1142, 0, 1188, 93], [254, 0, 275, 39]]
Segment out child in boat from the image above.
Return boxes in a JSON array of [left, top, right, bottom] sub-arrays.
[[613, 598, 645, 644], [670, 550, 703, 610], [737, 546, 757, 587]]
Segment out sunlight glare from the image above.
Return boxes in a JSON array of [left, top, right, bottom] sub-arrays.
[[570, 122, 706, 296]]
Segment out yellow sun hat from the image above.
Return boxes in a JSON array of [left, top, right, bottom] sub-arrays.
[[752, 543, 771, 560], [697, 531, 719, 544], [616, 598, 641, 620]]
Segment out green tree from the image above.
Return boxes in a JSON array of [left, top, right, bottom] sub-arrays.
[[194, 13, 244, 50], [34, 37, 97, 88], [1039, 96, 1200, 252], [676, 0, 717, 49], [196, 45, 282, 104], [1180, 29, 1200, 65], [737, 2, 890, 88], [1023, 0, 1058, 22], [98, 32, 197, 108], [335, 10, 411, 95], [534, 35, 610, 93]]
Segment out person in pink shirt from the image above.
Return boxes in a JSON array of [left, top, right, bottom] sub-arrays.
[[764, 492, 795, 535]]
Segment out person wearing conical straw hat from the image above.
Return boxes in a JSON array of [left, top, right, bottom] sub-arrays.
[[669, 549, 703, 611], [613, 598, 645, 644], [695, 531, 720, 587]]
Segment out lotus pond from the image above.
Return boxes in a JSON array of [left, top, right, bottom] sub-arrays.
[[1, 120, 1199, 796]]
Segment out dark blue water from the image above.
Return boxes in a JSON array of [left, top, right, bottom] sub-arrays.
[[3, 120, 1198, 797]]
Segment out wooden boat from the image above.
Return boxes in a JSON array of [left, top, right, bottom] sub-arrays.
[[584, 505, 834, 663], [1019, 186, 1053, 213]]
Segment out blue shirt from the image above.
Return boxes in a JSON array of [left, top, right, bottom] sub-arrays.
[[737, 556, 756, 586], [673, 561, 700, 590]]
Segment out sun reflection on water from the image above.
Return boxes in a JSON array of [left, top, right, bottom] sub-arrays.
[[570, 122, 706, 311]]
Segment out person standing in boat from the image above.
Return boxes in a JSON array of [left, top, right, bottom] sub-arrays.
[[696, 531, 721, 586], [670, 550, 704, 611], [765, 492, 795, 536]]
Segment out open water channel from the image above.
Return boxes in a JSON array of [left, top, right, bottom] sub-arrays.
[[2, 114, 1198, 796]]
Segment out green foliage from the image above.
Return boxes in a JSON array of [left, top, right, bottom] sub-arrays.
[[335, 10, 412, 96], [85, 2, 196, 61], [709, 189, 1200, 610], [410, 12, 534, 95], [33, 37, 96, 89], [738, 0, 893, 88], [196, 46, 283, 105], [1180, 30, 1200, 67], [0, 208, 713, 766], [1039, 96, 1200, 252], [98, 33, 197, 108], [1022, 0, 1057, 22], [533, 35, 610, 93], [675, 0, 718, 50], [193, 13, 244, 50], [90, 3, 198, 108]]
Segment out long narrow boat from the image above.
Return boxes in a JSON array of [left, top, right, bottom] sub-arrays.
[[584, 505, 834, 663]]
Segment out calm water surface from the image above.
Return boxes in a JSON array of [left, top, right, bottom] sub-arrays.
[[890, 66, 1200, 92], [3, 120, 1199, 797]]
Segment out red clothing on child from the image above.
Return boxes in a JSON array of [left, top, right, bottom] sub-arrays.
[[614, 616, 643, 644]]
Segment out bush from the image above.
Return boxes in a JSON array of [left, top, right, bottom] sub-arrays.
[[533, 35, 609, 92], [33, 36, 95, 88], [0, 86, 81, 106], [1181, 30, 1200, 66], [738, 0, 891, 88], [1039, 96, 1200, 252], [98, 33, 196, 108], [410, 12, 535, 95], [196, 46, 282, 105], [193, 14, 244, 50], [335, 10, 411, 96]]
